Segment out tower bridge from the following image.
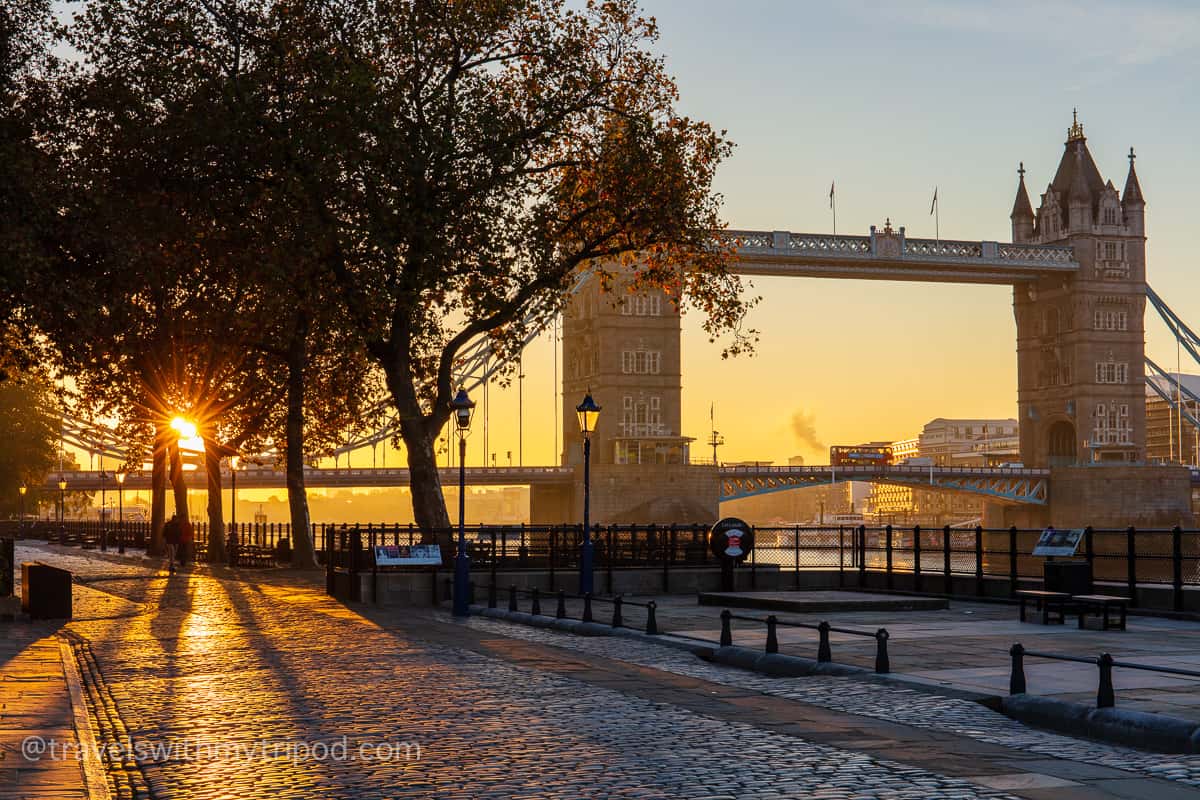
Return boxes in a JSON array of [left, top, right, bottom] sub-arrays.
[[52, 117, 1200, 528]]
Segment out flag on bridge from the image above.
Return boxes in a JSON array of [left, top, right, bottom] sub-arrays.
[[930, 186, 938, 215], [829, 181, 835, 208]]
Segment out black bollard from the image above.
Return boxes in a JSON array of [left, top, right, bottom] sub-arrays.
[[531, 587, 542, 616], [720, 609, 733, 647], [488, 582, 497, 609], [556, 589, 567, 619], [874, 628, 890, 674], [583, 592, 593, 623], [508, 585, 518, 612], [1097, 653, 1115, 708], [611, 596, 623, 628], [1009, 643, 1026, 695], [646, 600, 658, 635], [765, 615, 779, 654], [817, 621, 832, 663]]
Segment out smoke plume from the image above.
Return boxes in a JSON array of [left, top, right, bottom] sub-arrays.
[[791, 410, 824, 452]]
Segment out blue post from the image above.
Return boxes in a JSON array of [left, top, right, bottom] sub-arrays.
[[453, 435, 470, 617], [580, 437, 594, 595]]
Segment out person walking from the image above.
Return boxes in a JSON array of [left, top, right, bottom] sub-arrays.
[[180, 517, 195, 568], [163, 513, 182, 575]]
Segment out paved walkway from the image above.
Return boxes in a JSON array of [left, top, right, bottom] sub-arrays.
[[541, 590, 1200, 718], [5, 542, 1200, 798]]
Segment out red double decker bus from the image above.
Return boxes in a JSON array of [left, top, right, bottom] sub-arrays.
[[829, 444, 893, 467]]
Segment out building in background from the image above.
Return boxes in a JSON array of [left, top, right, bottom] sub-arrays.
[[1146, 373, 1200, 465], [867, 417, 1020, 526]]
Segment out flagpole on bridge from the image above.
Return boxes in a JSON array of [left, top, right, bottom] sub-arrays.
[[930, 186, 939, 248], [830, 180, 836, 235]]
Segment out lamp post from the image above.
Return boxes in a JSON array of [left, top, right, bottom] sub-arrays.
[[115, 472, 126, 553], [58, 477, 67, 544], [449, 386, 476, 617], [99, 470, 108, 551], [576, 391, 601, 596], [229, 456, 239, 565], [18, 484, 26, 538]]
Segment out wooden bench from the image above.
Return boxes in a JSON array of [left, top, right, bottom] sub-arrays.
[[1073, 594, 1128, 631], [1016, 589, 1070, 624]]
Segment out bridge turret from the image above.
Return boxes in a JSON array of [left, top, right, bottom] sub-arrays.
[[1010, 162, 1035, 243], [1122, 147, 1145, 237]]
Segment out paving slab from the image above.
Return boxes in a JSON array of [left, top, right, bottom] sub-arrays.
[[698, 589, 948, 612]]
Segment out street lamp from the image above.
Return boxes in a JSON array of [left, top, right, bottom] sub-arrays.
[[229, 456, 239, 565], [58, 477, 67, 544], [449, 386, 476, 617], [576, 391, 601, 596], [18, 484, 26, 538], [115, 472, 126, 553], [99, 470, 108, 551]]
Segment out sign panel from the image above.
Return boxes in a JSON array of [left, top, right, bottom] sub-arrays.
[[1032, 528, 1085, 557], [709, 517, 755, 562], [373, 544, 443, 566]]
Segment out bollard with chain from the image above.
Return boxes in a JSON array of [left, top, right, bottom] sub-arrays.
[[531, 587, 541, 616], [508, 585, 518, 612], [556, 589, 567, 619], [487, 582, 497, 609], [612, 596, 623, 628], [765, 615, 779, 654], [582, 592, 593, 623], [874, 628, 890, 674], [720, 609, 732, 647], [646, 600, 658, 634], [1097, 653, 1115, 708], [817, 621, 832, 663], [1009, 643, 1026, 694]]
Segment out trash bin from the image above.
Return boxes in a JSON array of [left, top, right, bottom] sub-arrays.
[[21, 562, 72, 620], [274, 537, 292, 563], [1044, 559, 1092, 595]]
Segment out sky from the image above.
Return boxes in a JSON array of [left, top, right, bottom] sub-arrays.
[[421, 0, 1200, 471], [58, 0, 1200, 474]]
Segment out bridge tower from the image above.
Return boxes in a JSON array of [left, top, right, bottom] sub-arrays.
[[1011, 114, 1147, 467], [557, 264, 718, 523]]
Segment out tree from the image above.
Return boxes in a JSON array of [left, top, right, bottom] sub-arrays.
[[262, 0, 754, 533], [0, 375, 61, 516]]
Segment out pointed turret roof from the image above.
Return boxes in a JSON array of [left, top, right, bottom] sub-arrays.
[[1010, 162, 1034, 219], [1049, 112, 1106, 215], [1123, 147, 1145, 206]]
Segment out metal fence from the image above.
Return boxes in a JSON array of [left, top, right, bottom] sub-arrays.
[[8, 520, 1200, 611]]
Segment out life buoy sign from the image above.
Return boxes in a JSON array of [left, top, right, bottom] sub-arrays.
[[709, 517, 754, 562]]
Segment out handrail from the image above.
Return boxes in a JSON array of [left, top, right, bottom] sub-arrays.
[[1010, 643, 1200, 708]]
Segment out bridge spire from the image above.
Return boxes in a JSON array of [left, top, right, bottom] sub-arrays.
[[1010, 161, 1034, 242], [1123, 146, 1145, 207]]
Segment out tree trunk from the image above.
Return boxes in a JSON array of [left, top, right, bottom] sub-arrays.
[[169, 442, 188, 518], [202, 433, 226, 563], [286, 323, 318, 569], [150, 422, 168, 555], [400, 415, 451, 543]]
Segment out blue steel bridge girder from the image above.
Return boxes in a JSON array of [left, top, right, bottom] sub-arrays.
[[719, 465, 1049, 505]]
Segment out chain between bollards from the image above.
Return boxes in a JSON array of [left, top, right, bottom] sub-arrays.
[[720, 609, 732, 647], [646, 600, 658, 634], [556, 589, 567, 619], [1009, 643, 1026, 695], [874, 628, 890, 674], [765, 615, 779, 654], [612, 596, 623, 628], [817, 621, 832, 663]]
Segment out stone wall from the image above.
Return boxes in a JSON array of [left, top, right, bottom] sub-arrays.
[[585, 463, 720, 525], [988, 464, 1194, 528]]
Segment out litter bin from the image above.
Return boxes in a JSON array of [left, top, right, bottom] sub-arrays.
[[21, 562, 72, 620], [274, 537, 292, 563], [1044, 559, 1092, 595]]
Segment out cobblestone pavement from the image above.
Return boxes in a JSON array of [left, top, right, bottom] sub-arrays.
[[462, 614, 1200, 788], [5, 545, 1040, 799]]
